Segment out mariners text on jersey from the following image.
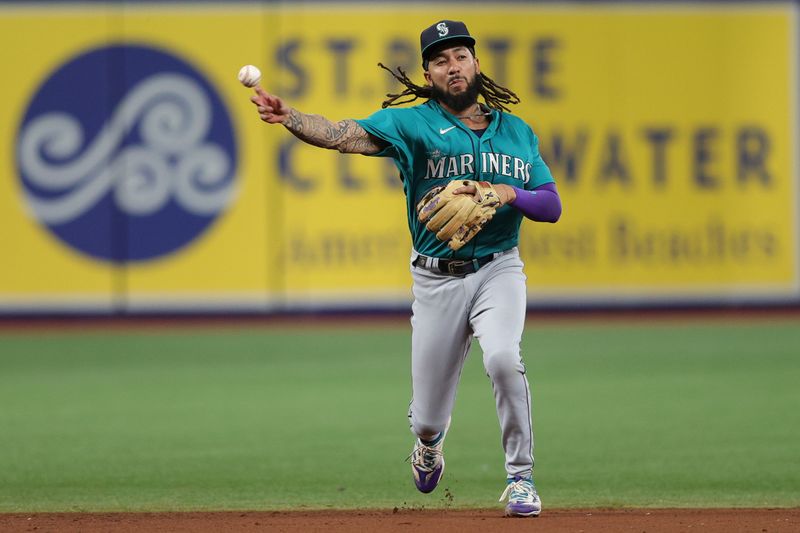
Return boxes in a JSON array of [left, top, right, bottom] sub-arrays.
[[425, 152, 532, 182]]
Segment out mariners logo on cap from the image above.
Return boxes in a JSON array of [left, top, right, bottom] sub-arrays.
[[421, 20, 476, 62], [16, 44, 237, 263]]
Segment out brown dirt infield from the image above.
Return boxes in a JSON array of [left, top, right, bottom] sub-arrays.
[[2, 508, 799, 533]]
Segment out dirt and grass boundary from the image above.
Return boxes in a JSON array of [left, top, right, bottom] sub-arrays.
[[2, 508, 799, 533]]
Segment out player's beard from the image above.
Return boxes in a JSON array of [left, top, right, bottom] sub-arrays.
[[431, 74, 482, 113]]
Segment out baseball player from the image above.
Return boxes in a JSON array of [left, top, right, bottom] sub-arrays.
[[250, 19, 561, 517]]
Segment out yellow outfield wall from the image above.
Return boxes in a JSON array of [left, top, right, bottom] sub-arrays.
[[0, 2, 796, 311]]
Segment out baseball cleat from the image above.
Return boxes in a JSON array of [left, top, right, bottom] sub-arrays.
[[499, 476, 542, 517], [408, 431, 446, 493]]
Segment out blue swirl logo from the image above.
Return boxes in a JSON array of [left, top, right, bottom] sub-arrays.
[[16, 44, 237, 262]]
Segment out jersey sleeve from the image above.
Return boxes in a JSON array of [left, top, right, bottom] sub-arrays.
[[354, 108, 408, 159], [526, 131, 555, 190]]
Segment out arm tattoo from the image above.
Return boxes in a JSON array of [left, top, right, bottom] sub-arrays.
[[283, 109, 385, 155]]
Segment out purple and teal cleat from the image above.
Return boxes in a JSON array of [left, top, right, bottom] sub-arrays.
[[499, 476, 542, 517], [409, 433, 445, 493]]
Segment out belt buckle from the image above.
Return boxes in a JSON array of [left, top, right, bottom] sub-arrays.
[[447, 261, 461, 275]]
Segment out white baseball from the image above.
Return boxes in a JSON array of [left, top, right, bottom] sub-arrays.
[[238, 65, 262, 88]]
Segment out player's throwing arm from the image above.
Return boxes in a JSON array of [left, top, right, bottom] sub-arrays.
[[240, 65, 383, 155]]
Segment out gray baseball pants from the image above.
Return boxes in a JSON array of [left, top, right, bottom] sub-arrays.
[[407, 247, 534, 479]]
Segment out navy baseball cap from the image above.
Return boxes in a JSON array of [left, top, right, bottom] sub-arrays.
[[420, 20, 476, 61]]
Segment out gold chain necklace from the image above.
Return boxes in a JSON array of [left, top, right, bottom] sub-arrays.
[[455, 106, 491, 120]]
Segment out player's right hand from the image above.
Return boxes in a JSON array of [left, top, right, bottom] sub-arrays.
[[250, 87, 291, 124]]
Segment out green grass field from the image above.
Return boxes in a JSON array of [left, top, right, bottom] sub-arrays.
[[0, 318, 798, 512]]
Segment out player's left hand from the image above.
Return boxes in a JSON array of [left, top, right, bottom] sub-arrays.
[[417, 180, 503, 251], [453, 182, 516, 205]]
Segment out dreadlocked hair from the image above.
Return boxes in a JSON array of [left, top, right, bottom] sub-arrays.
[[377, 62, 521, 112]]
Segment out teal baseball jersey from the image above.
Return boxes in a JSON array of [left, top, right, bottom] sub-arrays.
[[355, 99, 554, 259]]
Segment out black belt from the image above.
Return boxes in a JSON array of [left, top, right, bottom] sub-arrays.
[[413, 253, 496, 276]]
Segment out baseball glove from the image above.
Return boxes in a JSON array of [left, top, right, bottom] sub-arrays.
[[416, 180, 502, 251]]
